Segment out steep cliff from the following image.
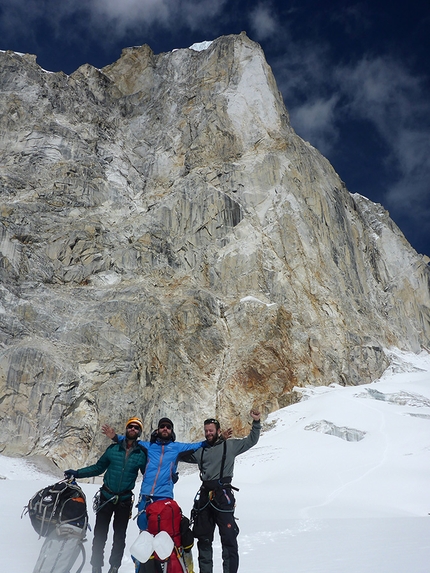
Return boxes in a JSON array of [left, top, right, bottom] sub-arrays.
[[0, 33, 429, 466]]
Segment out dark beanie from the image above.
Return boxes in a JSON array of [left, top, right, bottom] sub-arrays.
[[158, 417, 174, 429]]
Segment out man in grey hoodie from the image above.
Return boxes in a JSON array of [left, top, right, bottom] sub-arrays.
[[185, 409, 261, 573]]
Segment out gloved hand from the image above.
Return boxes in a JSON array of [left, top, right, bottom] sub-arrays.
[[64, 469, 78, 479]]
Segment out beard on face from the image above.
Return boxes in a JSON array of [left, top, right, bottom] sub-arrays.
[[126, 428, 139, 440], [206, 432, 219, 445]]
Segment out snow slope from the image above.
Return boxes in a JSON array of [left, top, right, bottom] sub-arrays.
[[1, 348, 429, 572]]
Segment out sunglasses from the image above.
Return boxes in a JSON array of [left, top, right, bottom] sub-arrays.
[[127, 424, 141, 431], [204, 418, 220, 426], [158, 423, 172, 430]]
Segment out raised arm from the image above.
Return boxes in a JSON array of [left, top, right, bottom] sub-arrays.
[[250, 409, 261, 422], [229, 409, 261, 456], [102, 424, 116, 440], [221, 427, 233, 440]]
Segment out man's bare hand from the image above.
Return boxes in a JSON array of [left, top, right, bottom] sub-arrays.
[[221, 427, 233, 440], [250, 409, 261, 421], [102, 424, 116, 439]]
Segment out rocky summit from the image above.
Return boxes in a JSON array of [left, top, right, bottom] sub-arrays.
[[0, 33, 429, 466]]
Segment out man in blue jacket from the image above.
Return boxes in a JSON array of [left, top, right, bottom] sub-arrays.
[[65, 416, 147, 573], [103, 416, 206, 530]]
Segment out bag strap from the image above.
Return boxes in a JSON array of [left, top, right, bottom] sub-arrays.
[[73, 541, 86, 573], [38, 486, 63, 538], [219, 440, 227, 482]]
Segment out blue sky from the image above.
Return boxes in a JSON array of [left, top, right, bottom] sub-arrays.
[[1, 0, 429, 256]]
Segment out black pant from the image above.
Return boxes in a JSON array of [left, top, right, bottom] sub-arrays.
[[91, 494, 132, 569], [193, 487, 239, 573]]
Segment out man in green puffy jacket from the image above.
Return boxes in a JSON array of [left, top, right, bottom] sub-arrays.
[[65, 417, 147, 573]]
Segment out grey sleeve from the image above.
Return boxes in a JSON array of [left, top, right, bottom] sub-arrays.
[[230, 420, 261, 456]]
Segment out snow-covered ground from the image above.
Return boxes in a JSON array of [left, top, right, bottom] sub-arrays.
[[1, 347, 430, 572]]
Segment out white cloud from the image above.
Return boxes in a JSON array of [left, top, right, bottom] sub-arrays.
[[289, 95, 340, 155], [89, 0, 228, 34], [338, 56, 430, 216], [394, 129, 430, 180], [338, 57, 424, 133], [248, 2, 280, 41], [271, 41, 430, 231], [0, 0, 227, 44], [179, 0, 228, 31], [90, 0, 171, 31]]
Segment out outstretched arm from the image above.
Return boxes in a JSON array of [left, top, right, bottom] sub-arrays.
[[69, 449, 111, 479]]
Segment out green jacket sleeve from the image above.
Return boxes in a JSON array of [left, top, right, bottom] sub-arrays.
[[76, 446, 111, 478]]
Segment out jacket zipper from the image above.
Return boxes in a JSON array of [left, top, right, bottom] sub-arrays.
[[151, 444, 164, 495]]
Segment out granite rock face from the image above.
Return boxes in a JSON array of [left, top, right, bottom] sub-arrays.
[[0, 34, 429, 466]]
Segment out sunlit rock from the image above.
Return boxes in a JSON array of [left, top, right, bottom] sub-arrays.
[[0, 33, 429, 466]]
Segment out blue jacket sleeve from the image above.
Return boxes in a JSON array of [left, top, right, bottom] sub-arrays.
[[176, 440, 206, 453]]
